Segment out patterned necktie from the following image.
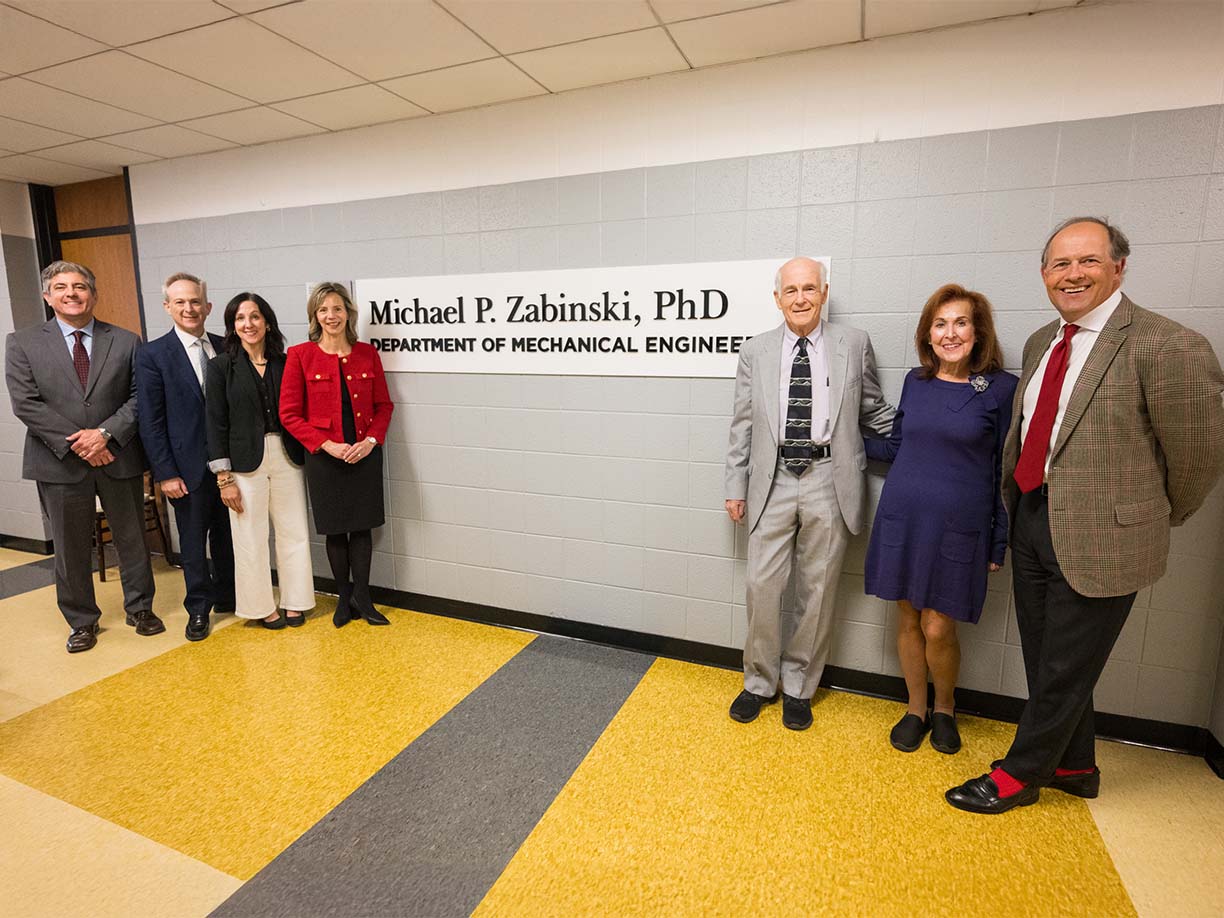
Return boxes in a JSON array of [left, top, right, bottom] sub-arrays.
[[195, 338, 209, 389], [783, 337, 813, 474], [1014, 323, 1080, 493], [71, 330, 89, 390]]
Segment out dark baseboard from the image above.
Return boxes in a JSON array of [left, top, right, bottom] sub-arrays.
[[0, 534, 53, 555], [312, 577, 1221, 772]]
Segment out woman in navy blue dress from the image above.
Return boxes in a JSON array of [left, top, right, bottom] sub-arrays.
[[864, 284, 1018, 755]]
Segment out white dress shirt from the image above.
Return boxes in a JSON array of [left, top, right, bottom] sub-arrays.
[[1020, 288, 1123, 478], [56, 317, 95, 359], [779, 321, 830, 444], [174, 326, 215, 387]]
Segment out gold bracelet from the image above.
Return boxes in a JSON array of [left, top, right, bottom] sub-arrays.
[[217, 475, 236, 488]]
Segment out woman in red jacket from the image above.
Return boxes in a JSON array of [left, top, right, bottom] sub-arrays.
[[281, 282, 394, 627]]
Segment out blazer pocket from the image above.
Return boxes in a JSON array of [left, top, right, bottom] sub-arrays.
[[310, 417, 330, 428], [1115, 495, 1171, 526]]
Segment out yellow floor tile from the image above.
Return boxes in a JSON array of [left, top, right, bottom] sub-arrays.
[[0, 604, 533, 880], [0, 774, 241, 918], [476, 657, 1134, 917], [0, 547, 48, 570]]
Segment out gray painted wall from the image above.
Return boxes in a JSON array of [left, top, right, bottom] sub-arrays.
[[122, 105, 1224, 729]]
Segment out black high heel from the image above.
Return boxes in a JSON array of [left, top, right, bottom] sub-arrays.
[[354, 593, 390, 626], [333, 587, 353, 628]]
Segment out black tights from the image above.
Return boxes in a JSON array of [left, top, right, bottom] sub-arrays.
[[326, 530, 372, 610]]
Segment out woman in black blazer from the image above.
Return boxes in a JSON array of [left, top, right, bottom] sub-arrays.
[[205, 293, 314, 629]]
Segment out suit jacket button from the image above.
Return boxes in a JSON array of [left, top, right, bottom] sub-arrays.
[[347, 375, 352, 380], [356, 412, 361, 417], [315, 374, 321, 379], [84, 400, 91, 407]]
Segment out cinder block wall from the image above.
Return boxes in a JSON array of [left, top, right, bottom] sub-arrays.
[[133, 106, 1224, 728]]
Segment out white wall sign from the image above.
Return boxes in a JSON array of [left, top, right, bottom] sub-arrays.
[[353, 258, 830, 377]]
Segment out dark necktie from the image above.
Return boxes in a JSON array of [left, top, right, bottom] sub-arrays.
[[783, 337, 813, 474], [71, 330, 89, 391], [1014, 323, 1080, 493]]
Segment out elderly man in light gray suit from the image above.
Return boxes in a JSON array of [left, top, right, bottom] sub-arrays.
[[6, 261, 157, 653], [725, 257, 894, 729]]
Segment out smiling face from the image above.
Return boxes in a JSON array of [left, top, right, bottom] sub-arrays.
[[1041, 221, 1124, 323], [233, 300, 267, 350], [44, 272, 96, 328], [164, 279, 211, 337], [774, 258, 828, 339], [315, 293, 349, 340], [929, 299, 976, 377]]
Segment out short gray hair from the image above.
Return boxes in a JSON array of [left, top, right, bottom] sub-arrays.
[[1041, 217, 1130, 267], [774, 257, 827, 294], [163, 271, 208, 302], [41, 260, 96, 295]]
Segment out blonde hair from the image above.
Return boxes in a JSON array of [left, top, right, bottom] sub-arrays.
[[306, 281, 359, 344]]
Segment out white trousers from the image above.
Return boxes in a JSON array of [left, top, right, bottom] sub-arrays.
[[229, 435, 315, 618]]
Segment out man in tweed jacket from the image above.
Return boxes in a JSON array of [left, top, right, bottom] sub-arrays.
[[947, 218, 1224, 815]]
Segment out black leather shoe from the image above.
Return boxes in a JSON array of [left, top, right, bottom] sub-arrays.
[[285, 610, 306, 628], [333, 588, 353, 628], [260, 610, 288, 630], [990, 760, 1100, 798], [889, 712, 930, 752], [185, 612, 211, 642], [781, 693, 813, 731], [929, 712, 961, 754], [356, 600, 390, 626], [946, 774, 1039, 814], [125, 609, 166, 636], [729, 689, 778, 723], [66, 623, 99, 653]]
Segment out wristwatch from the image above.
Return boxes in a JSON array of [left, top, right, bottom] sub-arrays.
[[98, 427, 112, 440], [366, 437, 377, 446]]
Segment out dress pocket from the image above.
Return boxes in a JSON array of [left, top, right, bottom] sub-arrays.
[[877, 515, 907, 548], [939, 528, 979, 563]]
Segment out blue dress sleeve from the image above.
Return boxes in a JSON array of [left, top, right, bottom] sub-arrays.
[[864, 371, 910, 463], [989, 373, 1019, 566]]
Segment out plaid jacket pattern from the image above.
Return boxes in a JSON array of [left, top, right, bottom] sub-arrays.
[[1001, 296, 1224, 597]]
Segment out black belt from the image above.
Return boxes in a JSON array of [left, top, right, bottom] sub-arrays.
[[779, 443, 831, 462]]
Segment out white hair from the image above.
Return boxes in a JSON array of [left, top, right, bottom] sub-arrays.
[[774, 257, 827, 294]]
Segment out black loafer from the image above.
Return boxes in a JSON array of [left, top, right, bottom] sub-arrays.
[[729, 689, 778, 723], [260, 610, 288, 630], [285, 610, 306, 628], [889, 713, 930, 752], [991, 760, 1100, 798], [929, 712, 961, 754], [125, 609, 166, 636], [66, 623, 99, 653], [185, 612, 211, 642], [781, 694, 813, 731], [946, 774, 1039, 814]]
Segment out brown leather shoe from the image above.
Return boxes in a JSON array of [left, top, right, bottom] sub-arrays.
[[125, 609, 166, 636], [66, 624, 99, 653]]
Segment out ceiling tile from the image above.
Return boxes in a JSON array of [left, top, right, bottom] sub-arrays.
[[271, 85, 428, 130], [0, 154, 114, 185], [26, 51, 253, 121], [381, 58, 546, 113], [443, 0, 655, 53], [34, 139, 160, 171], [511, 28, 688, 92], [6, 0, 234, 46], [105, 125, 239, 158], [127, 17, 362, 103], [0, 5, 107, 75], [650, 1, 779, 22], [252, 1, 494, 81], [0, 116, 84, 152], [179, 106, 326, 145], [866, 1, 1038, 39], [215, 0, 291, 11], [668, 0, 861, 66], [0, 78, 159, 135]]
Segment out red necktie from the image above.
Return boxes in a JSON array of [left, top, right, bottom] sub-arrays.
[[71, 330, 90, 391], [1014, 323, 1079, 493]]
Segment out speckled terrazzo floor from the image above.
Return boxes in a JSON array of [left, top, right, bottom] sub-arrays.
[[1, 550, 1221, 918]]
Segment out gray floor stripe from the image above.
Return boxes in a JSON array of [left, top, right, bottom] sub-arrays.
[[211, 635, 655, 918], [0, 557, 56, 600]]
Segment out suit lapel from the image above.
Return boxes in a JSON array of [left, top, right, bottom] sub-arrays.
[[43, 319, 85, 392], [1050, 296, 1133, 459], [165, 330, 205, 403], [84, 323, 112, 398], [826, 322, 848, 430], [761, 325, 784, 446]]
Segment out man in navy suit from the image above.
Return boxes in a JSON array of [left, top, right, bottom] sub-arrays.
[[137, 272, 234, 640]]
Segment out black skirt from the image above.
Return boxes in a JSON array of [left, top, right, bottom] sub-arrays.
[[304, 373, 385, 535]]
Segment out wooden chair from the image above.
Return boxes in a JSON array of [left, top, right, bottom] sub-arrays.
[[94, 473, 170, 581]]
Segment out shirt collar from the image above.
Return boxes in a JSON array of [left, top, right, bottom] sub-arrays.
[[783, 320, 823, 352], [57, 317, 95, 339], [1061, 288, 1122, 334], [174, 325, 210, 351]]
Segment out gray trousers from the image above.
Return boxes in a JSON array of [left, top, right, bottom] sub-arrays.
[[743, 457, 849, 699], [38, 470, 155, 631]]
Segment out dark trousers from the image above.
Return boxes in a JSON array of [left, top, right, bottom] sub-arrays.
[[1003, 490, 1135, 783], [169, 477, 235, 616], [38, 471, 155, 631]]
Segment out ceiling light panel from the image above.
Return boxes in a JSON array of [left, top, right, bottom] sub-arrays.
[[668, 0, 860, 66], [127, 17, 362, 103], [179, 106, 326, 145], [865, 1, 1039, 39], [26, 51, 252, 122], [272, 85, 429, 130], [443, 0, 656, 53], [511, 28, 688, 92], [105, 124, 238, 158], [253, 0, 494, 82], [650, 0, 782, 22], [0, 5, 107, 74], [6, 0, 234, 46], [0, 78, 159, 134], [0, 115, 83, 153], [381, 58, 546, 113], [34, 139, 160, 170]]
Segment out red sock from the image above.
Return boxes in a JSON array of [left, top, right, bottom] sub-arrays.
[[1055, 766, 1095, 776], [989, 767, 1026, 797]]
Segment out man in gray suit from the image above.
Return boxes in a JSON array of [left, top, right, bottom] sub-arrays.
[[6, 261, 157, 653], [725, 256, 893, 729]]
